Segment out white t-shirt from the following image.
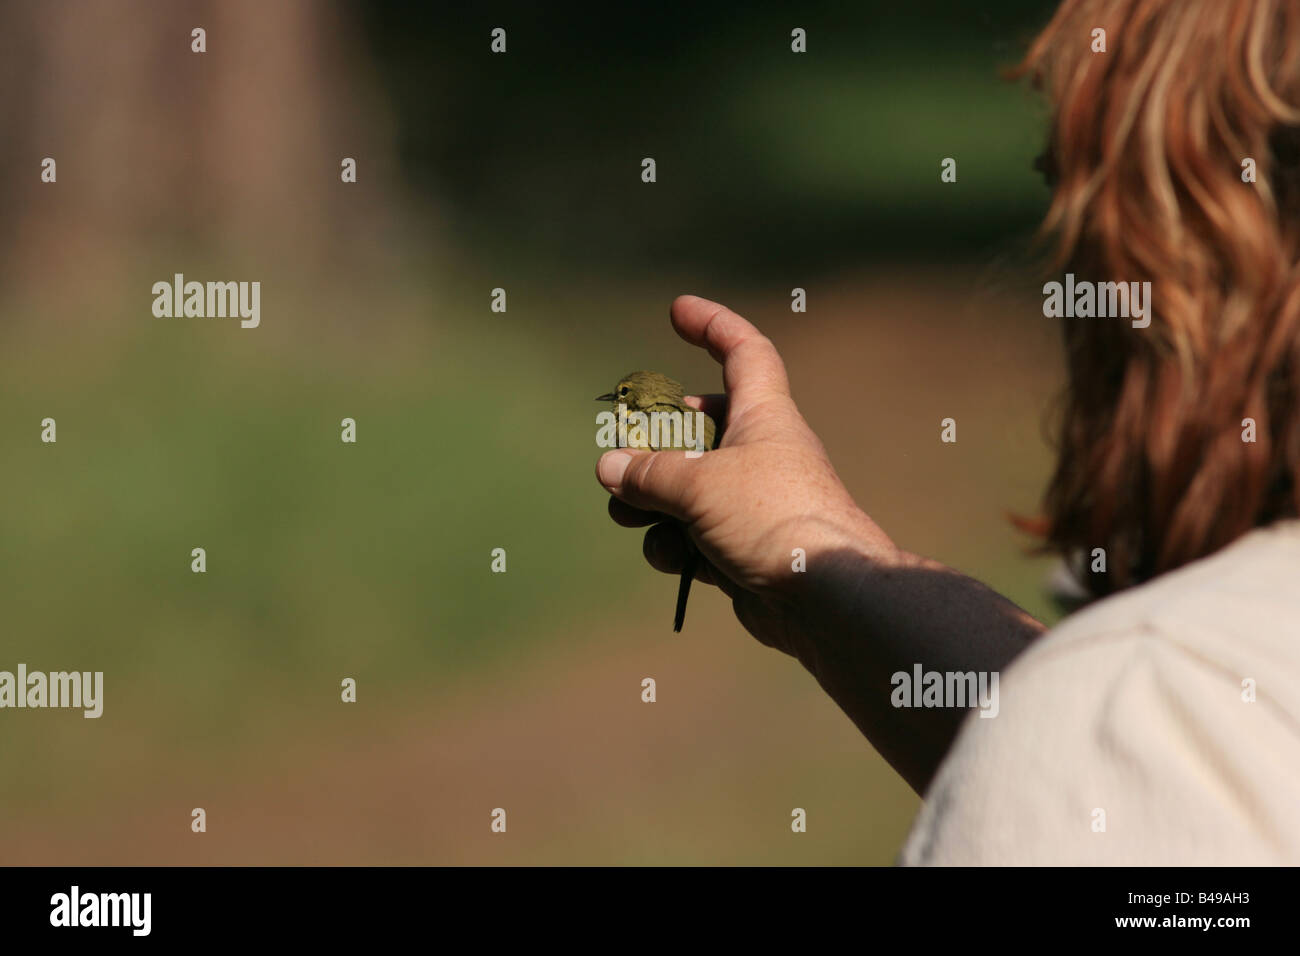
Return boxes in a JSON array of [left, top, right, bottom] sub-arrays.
[[900, 519, 1300, 865]]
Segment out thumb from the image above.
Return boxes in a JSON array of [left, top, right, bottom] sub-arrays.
[[596, 448, 701, 521]]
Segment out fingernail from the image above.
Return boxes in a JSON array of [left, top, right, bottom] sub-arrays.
[[598, 451, 631, 488]]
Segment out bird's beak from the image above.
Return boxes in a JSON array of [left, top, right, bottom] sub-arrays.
[[595, 392, 616, 402]]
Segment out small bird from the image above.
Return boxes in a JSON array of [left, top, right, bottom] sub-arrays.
[[597, 371, 717, 631]]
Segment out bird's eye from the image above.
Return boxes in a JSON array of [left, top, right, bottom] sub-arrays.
[[619, 386, 628, 396]]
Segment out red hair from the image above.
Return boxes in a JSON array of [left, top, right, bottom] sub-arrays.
[[1014, 0, 1300, 593]]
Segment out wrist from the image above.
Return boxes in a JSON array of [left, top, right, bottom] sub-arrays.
[[779, 504, 900, 634]]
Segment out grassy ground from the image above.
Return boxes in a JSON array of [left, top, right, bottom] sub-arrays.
[[0, 264, 1061, 864]]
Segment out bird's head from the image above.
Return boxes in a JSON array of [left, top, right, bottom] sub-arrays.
[[595, 370, 685, 412]]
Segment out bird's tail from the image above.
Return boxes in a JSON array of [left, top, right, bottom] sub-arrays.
[[674, 547, 697, 632]]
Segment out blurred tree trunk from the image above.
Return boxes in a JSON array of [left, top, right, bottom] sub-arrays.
[[0, 0, 402, 297]]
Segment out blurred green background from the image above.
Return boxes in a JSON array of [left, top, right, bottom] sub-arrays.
[[0, 0, 1062, 864]]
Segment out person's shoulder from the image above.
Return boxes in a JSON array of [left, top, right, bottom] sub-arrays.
[[1034, 518, 1300, 667], [899, 521, 1300, 865]]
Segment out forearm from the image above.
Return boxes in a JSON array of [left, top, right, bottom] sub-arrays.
[[786, 517, 1045, 795], [592, 295, 1047, 794]]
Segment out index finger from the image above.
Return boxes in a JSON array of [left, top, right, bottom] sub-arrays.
[[670, 295, 790, 422]]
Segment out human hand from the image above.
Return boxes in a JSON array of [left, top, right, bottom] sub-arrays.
[[596, 295, 898, 655]]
